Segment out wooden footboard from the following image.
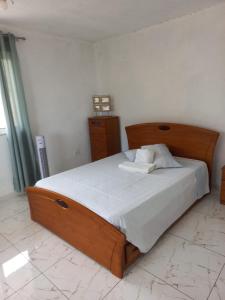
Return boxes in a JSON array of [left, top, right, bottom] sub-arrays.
[[26, 187, 141, 278]]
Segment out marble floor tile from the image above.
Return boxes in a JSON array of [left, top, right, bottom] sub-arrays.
[[208, 264, 225, 300], [0, 246, 40, 299], [15, 230, 73, 272], [169, 210, 225, 256], [0, 234, 11, 252], [0, 194, 26, 204], [6, 274, 67, 300], [0, 210, 42, 244], [105, 267, 191, 300], [138, 234, 225, 300], [0, 195, 28, 221], [45, 249, 120, 300], [14, 228, 53, 253], [192, 192, 225, 221]]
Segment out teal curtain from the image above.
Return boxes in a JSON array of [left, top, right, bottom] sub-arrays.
[[0, 34, 40, 192]]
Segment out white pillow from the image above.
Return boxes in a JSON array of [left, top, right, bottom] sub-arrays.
[[141, 144, 182, 169], [124, 149, 137, 162], [134, 149, 155, 164]]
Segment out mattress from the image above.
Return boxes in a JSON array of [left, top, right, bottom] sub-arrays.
[[36, 153, 209, 253]]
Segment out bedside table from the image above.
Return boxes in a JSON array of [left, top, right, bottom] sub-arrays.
[[220, 166, 225, 205]]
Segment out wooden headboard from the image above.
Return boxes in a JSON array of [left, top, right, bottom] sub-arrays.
[[125, 123, 219, 177]]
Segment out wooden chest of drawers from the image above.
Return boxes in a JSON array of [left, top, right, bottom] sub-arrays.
[[88, 116, 121, 161], [220, 166, 225, 205]]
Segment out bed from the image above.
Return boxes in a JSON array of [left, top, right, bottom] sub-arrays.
[[27, 123, 219, 278]]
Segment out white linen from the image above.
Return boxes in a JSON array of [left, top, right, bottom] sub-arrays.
[[119, 161, 155, 174], [142, 144, 182, 169], [124, 149, 137, 162], [134, 149, 155, 164], [36, 153, 209, 253]]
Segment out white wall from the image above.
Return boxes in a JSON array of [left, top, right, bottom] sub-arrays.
[[0, 135, 13, 197], [0, 27, 96, 195], [1, 3, 225, 194], [18, 31, 96, 175], [0, 27, 96, 178], [94, 4, 225, 186]]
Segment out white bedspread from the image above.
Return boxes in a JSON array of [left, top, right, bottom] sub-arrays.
[[36, 153, 209, 253]]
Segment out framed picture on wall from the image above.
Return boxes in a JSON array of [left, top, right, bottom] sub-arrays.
[[92, 95, 112, 114], [93, 105, 101, 112], [102, 105, 111, 111], [93, 96, 101, 104], [101, 96, 111, 103]]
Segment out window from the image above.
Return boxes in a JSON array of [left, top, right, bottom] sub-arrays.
[[0, 92, 6, 134]]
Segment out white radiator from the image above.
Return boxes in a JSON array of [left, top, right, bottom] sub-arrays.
[[35, 136, 49, 179]]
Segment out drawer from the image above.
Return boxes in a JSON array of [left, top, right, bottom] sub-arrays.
[[90, 131, 107, 148], [92, 151, 108, 161], [90, 135, 108, 161], [89, 126, 106, 138], [89, 119, 105, 128]]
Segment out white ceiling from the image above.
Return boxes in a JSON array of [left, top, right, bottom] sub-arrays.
[[0, 0, 224, 42]]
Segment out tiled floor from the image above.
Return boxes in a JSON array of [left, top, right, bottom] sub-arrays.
[[0, 192, 225, 300]]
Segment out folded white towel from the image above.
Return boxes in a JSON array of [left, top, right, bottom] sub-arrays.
[[118, 161, 155, 174]]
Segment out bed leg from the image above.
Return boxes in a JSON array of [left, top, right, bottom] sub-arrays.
[[110, 242, 125, 279]]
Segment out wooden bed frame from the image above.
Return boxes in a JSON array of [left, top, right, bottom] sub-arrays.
[[27, 123, 219, 278]]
